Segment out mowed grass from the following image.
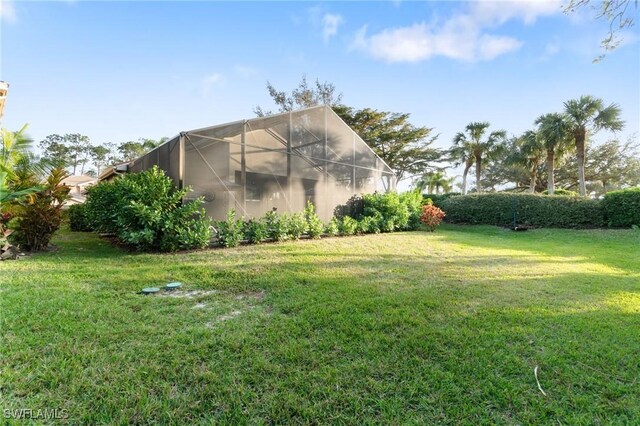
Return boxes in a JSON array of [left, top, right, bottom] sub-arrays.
[[1, 225, 639, 424]]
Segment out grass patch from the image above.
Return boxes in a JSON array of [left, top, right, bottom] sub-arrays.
[[1, 225, 639, 423]]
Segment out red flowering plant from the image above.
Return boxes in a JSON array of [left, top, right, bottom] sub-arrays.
[[420, 200, 446, 232]]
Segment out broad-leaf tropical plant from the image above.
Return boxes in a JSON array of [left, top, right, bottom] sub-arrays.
[[563, 95, 624, 196], [0, 125, 41, 207], [453, 122, 507, 193]]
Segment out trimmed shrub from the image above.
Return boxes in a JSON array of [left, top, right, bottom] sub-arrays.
[[542, 189, 578, 196], [304, 201, 324, 239], [339, 216, 358, 236], [357, 215, 380, 234], [216, 209, 244, 248], [324, 218, 340, 236], [264, 209, 288, 242], [333, 192, 423, 234], [287, 212, 307, 240], [420, 201, 446, 232], [422, 192, 461, 208], [399, 191, 423, 230], [440, 193, 604, 228], [68, 203, 93, 232], [602, 187, 640, 227], [84, 166, 212, 252], [243, 218, 268, 244]]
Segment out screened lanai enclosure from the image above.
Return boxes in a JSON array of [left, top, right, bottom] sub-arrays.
[[129, 105, 396, 221]]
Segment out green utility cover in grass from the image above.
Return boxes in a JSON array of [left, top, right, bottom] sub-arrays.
[[141, 287, 160, 295], [165, 282, 182, 290]]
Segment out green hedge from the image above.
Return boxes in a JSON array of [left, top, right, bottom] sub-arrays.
[[68, 203, 93, 232], [602, 187, 640, 227], [422, 192, 461, 208], [440, 193, 604, 228]]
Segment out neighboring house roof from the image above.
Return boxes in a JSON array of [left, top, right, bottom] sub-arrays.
[[62, 175, 98, 187], [99, 162, 130, 181], [61, 175, 98, 205]]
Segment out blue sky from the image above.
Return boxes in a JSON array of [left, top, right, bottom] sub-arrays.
[[1, 0, 638, 181]]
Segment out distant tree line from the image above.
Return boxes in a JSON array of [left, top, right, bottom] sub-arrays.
[[38, 135, 169, 177], [256, 77, 638, 198]]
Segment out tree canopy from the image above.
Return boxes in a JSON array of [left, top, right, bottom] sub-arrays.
[[255, 76, 442, 182]]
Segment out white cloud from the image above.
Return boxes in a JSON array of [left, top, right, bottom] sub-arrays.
[[0, 0, 17, 23], [201, 73, 223, 96], [478, 34, 524, 60], [351, 0, 562, 63], [471, 0, 563, 25], [322, 13, 343, 43], [351, 20, 522, 63]]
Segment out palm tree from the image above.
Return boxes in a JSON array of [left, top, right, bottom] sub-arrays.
[[415, 170, 454, 194], [448, 143, 474, 195], [453, 122, 506, 193], [509, 131, 546, 193], [0, 125, 41, 207], [534, 113, 572, 195], [563, 95, 624, 196]]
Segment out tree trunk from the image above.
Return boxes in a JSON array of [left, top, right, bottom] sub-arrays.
[[529, 168, 537, 193], [546, 149, 555, 195], [575, 128, 587, 196], [475, 155, 482, 193], [462, 162, 472, 195]]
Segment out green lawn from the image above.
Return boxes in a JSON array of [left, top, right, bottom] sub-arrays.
[[1, 225, 639, 424]]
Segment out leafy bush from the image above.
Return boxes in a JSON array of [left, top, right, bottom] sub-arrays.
[[422, 192, 461, 208], [542, 189, 578, 196], [11, 168, 70, 251], [287, 212, 307, 240], [216, 209, 244, 248], [335, 191, 422, 233], [305, 201, 324, 239], [421, 201, 446, 232], [324, 218, 340, 236], [158, 200, 213, 252], [243, 218, 268, 244], [68, 203, 93, 232], [84, 166, 212, 251], [602, 187, 640, 227], [357, 215, 380, 234], [339, 216, 358, 236], [333, 195, 364, 220], [264, 209, 289, 242], [399, 191, 423, 230], [440, 193, 604, 228]]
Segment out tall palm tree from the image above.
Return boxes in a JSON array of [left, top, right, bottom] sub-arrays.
[[448, 143, 474, 195], [534, 113, 572, 195], [453, 122, 506, 193], [563, 95, 624, 196], [510, 131, 546, 193]]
